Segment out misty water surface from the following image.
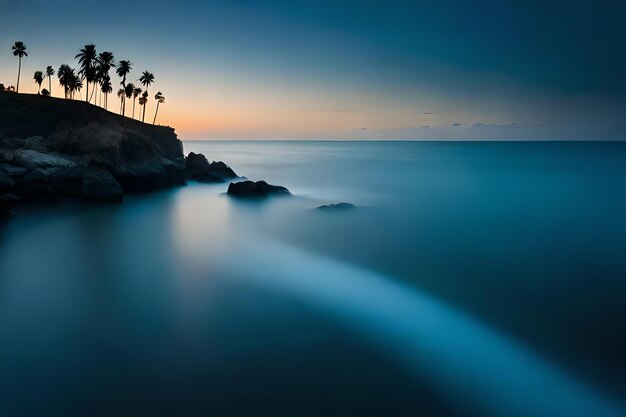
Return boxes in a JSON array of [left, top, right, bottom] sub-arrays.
[[1, 141, 625, 416]]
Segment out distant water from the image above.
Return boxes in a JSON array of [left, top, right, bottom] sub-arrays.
[[1, 141, 626, 417]]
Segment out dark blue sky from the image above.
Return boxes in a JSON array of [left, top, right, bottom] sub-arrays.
[[2, 0, 625, 139]]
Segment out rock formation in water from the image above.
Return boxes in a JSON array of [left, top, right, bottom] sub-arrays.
[[0, 92, 237, 216], [227, 180, 291, 198], [186, 152, 238, 183], [316, 202, 355, 211]]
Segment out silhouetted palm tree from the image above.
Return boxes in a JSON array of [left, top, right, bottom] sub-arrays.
[[11, 41, 28, 93], [139, 71, 155, 122], [33, 71, 43, 94], [117, 88, 125, 114], [101, 75, 112, 110], [75, 44, 97, 103], [116, 60, 132, 116], [95, 51, 115, 105], [124, 82, 134, 107], [132, 87, 142, 119], [153, 92, 165, 124], [58, 64, 74, 99], [45, 66, 54, 95], [97, 52, 115, 76], [68, 74, 83, 99], [138, 91, 148, 122]]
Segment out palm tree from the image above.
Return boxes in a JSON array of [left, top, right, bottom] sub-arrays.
[[117, 88, 125, 114], [33, 71, 43, 94], [100, 75, 112, 110], [58, 64, 74, 99], [95, 51, 115, 106], [11, 41, 28, 93], [68, 74, 83, 99], [75, 44, 97, 103], [138, 91, 148, 122], [132, 87, 142, 119], [45, 66, 55, 95], [124, 82, 134, 106], [116, 60, 132, 116], [97, 52, 115, 75], [139, 71, 155, 122], [153, 92, 165, 124], [74, 44, 96, 101]]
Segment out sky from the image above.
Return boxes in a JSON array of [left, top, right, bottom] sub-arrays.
[[1, 0, 625, 140]]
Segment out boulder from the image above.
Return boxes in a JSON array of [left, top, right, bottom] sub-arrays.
[[24, 136, 49, 152], [207, 161, 238, 181], [0, 138, 24, 150], [0, 148, 17, 163], [186, 152, 238, 182], [316, 202, 355, 211], [227, 180, 291, 198], [186, 152, 210, 176], [15, 149, 77, 170], [82, 163, 123, 202], [0, 164, 27, 176]]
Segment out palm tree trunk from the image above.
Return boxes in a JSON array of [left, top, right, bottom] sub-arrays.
[[85, 79, 89, 103], [48, 77, 51, 96], [16, 57, 21, 93], [153, 102, 160, 125], [142, 102, 147, 123], [133, 99, 136, 119]]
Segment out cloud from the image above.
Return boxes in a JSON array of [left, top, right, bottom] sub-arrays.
[[452, 122, 461, 127], [353, 127, 367, 131], [471, 122, 518, 129]]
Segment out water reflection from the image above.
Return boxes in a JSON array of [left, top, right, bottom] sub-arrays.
[[220, 240, 625, 417]]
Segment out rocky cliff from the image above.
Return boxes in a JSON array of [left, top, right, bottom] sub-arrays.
[[0, 92, 237, 218]]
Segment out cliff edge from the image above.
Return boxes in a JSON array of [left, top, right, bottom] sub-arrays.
[[0, 93, 236, 218]]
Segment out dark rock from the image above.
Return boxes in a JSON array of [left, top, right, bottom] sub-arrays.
[[0, 93, 187, 212], [82, 163, 123, 202], [316, 202, 355, 211], [0, 164, 27, 176], [12, 180, 55, 202], [227, 180, 291, 198], [207, 161, 238, 181], [0, 138, 24, 150], [24, 136, 49, 152], [0, 194, 18, 221], [186, 152, 210, 176], [0, 200, 11, 220], [0, 148, 17, 163], [186, 152, 238, 182], [15, 149, 77, 170], [114, 157, 186, 193], [0, 172, 14, 192]]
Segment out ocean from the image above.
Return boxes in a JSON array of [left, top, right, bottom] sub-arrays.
[[1, 141, 625, 416]]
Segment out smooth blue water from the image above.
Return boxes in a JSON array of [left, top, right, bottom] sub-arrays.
[[1, 141, 626, 416]]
